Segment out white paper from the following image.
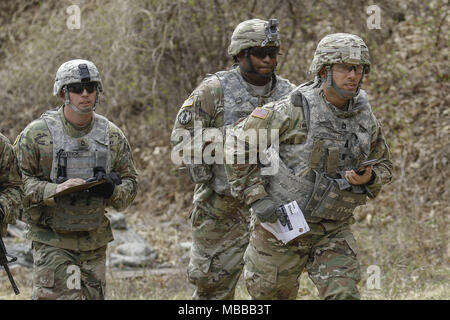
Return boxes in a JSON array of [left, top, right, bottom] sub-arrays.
[[260, 201, 310, 244]]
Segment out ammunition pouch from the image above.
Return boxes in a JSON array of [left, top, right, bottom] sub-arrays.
[[266, 162, 315, 213], [186, 164, 213, 184], [187, 163, 233, 197], [21, 193, 48, 226], [304, 171, 367, 221], [50, 192, 104, 232], [21, 206, 41, 225], [210, 164, 233, 196], [21, 192, 104, 232], [267, 163, 367, 222]]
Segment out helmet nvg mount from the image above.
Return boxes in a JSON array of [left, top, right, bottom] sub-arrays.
[[309, 33, 371, 99], [262, 18, 279, 46], [53, 59, 103, 114], [228, 18, 280, 56], [228, 18, 281, 79]]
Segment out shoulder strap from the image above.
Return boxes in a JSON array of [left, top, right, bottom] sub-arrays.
[[290, 89, 310, 131]]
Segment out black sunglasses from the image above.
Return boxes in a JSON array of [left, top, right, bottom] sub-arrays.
[[248, 46, 279, 59], [67, 82, 98, 94]]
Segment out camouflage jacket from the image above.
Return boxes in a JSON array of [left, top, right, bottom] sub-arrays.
[[15, 106, 138, 251], [226, 84, 393, 208], [170, 65, 295, 203], [0, 133, 23, 236]]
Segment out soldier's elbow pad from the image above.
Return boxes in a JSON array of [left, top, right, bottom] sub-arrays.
[[187, 164, 213, 184]]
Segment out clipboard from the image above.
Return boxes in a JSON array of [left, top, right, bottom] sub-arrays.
[[48, 180, 106, 199]]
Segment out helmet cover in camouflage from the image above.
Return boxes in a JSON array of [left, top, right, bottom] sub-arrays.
[[53, 59, 103, 96], [228, 18, 280, 56], [309, 33, 371, 75]]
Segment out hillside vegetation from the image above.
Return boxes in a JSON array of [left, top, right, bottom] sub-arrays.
[[0, 0, 448, 299]]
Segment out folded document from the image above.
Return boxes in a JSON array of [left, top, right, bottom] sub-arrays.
[[260, 201, 310, 244]]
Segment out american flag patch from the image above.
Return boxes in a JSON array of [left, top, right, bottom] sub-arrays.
[[182, 96, 194, 108], [251, 108, 269, 119]]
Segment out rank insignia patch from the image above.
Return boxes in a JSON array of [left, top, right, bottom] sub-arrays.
[[251, 108, 269, 119], [178, 109, 192, 125], [181, 96, 194, 108]]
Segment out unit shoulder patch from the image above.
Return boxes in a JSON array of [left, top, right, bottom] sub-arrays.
[[178, 109, 193, 125]]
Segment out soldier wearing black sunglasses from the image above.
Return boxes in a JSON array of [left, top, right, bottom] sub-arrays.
[[234, 45, 281, 86], [171, 19, 295, 300], [66, 82, 98, 94], [247, 46, 279, 59], [230, 19, 282, 86], [15, 59, 138, 300]]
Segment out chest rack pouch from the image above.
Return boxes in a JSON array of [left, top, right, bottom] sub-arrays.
[[51, 148, 106, 233], [304, 170, 367, 221]]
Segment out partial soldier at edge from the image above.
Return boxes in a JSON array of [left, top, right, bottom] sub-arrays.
[[0, 133, 23, 295], [0, 133, 23, 237]]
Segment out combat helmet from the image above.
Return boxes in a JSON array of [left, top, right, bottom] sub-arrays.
[[228, 18, 280, 78], [228, 18, 280, 56], [309, 33, 370, 98], [53, 59, 103, 114]]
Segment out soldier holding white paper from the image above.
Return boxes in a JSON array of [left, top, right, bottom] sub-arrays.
[[226, 33, 392, 299]]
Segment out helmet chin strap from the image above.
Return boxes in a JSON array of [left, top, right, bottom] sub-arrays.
[[63, 86, 99, 115], [239, 50, 274, 80], [324, 65, 365, 99]]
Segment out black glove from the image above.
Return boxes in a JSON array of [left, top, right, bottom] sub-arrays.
[[88, 167, 122, 199], [250, 198, 287, 226]]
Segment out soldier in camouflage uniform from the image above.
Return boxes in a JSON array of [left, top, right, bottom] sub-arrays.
[[0, 134, 23, 237], [15, 59, 138, 300], [225, 33, 393, 299], [171, 19, 295, 299]]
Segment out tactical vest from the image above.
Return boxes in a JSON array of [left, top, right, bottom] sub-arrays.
[[41, 109, 111, 232], [210, 68, 294, 196], [266, 85, 374, 222]]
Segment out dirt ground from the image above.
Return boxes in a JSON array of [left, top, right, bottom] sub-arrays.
[[1, 207, 448, 300]]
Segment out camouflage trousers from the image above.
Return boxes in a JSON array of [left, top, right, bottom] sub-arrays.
[[187, 191, 250, 300], [31, 242, 107, 300], [244, 215, 361, 300]]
